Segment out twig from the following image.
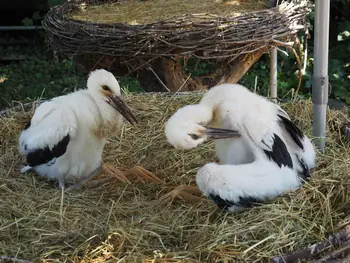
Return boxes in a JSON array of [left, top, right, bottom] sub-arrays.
[[0, 256, 32, 263], [254, 75, 258, 93], [277, 47, 289, 56], [269, 225, 350, 263], [302, 26, 309, 75], [324, 254, 350, 263], [312, 242, 350, 263], [174, 73, 192, 94], [60, 183, 65, 230], [283, 40, 302, 100], [293, 36, 303, 99], [147, 66, 170, 92], [0, 101, 45, 117]]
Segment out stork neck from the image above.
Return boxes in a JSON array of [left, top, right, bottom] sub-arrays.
[[83, 89, 119, 128], [184, 103, 214, 126]]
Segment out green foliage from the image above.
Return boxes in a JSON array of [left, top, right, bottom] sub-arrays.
[[326, 19, 350, 103], [20, 0, 48, 26], [239, 52, 307, 100], [181, 58, 215, 77], [0, 43, 144, 110], [0, 45, 85, 109], [119, 77, 144, 93]]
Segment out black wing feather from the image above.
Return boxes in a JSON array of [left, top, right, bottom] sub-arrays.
[[209, 194, 264, 211], [26, 133, 70, 167], [263, 133, 293, 168], [278, 114, 304, 150], [296, 155, 310, 182]]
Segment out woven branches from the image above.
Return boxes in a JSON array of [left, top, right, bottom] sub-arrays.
[[43, 0, 310, 69]]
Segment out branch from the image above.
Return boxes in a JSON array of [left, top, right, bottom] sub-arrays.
[[269, 225, 350, 263], [312, 242, 350, 263]]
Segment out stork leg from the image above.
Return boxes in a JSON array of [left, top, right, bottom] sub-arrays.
[[159, 185, 209, 204], [64, 165, 104, 192], [87, 164, 165, 187], [59, 179, 65, 229], [63, 164, 164, 191]]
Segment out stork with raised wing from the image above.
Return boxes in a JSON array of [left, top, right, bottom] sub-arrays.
[[162, 83, 316, 212]]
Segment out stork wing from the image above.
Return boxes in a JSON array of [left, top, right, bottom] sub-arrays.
[[18, 100, 78, 167], [199, 83, 304, 169], [276, 108, 305, 150], [228, 103, 294, 169]]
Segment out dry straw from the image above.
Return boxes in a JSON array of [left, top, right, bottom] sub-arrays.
[[70, 0, 268, 25], [1, 92, 350, 262]]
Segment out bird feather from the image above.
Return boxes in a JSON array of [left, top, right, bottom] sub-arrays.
[[18, 99, 78, 161]]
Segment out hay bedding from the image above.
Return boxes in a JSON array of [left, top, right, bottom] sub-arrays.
[[70, 0, 268, 25], [1, 93, 350, 263]]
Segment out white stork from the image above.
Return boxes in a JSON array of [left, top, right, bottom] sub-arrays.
[[161, 83, 316, 212], [18, 69, 163, 192]]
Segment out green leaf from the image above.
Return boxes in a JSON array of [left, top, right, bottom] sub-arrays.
[[21, 17, 34, 26], [305, 80, 312, 89], [32, 11, 41, 22], [35, 73, 43, 79], [337, 31, 350, 41]]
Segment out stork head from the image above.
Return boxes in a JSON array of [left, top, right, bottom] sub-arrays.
[[165, 105, 241, 150], [87, 69, 137, 126]]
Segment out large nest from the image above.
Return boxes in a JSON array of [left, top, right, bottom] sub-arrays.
[[42, 0, 310, 70], [69, 0, 268, 25], [1, 93, 350, 262]]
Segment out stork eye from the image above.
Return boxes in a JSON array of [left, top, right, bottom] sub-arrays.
[[190, 134, 200, 140], [102, 85, 111, 91]]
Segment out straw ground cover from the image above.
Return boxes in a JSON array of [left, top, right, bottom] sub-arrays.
[[1, 93, 350, 262], [70, 0, 268, 25]]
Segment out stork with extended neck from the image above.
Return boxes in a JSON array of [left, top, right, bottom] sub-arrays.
[[18, 69, 163, 192], [162, 83, 316, 212]]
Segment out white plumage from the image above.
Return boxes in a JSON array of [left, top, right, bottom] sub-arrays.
[[18, 69, 138, 191], [163, 83, 316, 211]]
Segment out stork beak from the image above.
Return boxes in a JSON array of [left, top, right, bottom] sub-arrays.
[[204, 127, 241, 140], [107, 95, 138, 126]]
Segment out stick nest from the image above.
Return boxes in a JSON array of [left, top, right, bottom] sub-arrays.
[[1, 92, 350, 262], [42, 0, 310, 69]]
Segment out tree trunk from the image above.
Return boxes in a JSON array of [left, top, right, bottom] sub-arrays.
[[137, 57, 204, 92], [217, 47, 267, 85]]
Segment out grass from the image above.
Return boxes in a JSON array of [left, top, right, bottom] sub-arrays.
[[1, 93, 350, 262]]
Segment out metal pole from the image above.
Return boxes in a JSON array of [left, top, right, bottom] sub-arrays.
[[269, 0, 278, 103], [312, 0, 330, 152], [0, 26, 44, 31], [270, 47, 278, 103]]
